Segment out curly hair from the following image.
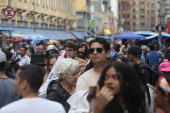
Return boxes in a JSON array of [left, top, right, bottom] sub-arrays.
[[88, 62, 146, 113]]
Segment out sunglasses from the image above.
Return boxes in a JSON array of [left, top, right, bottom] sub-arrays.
[[88, 48, 103, 54], [78, 51, 85, 54]]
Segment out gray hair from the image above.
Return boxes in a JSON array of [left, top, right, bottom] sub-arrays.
[[54, 58, 79, 78]]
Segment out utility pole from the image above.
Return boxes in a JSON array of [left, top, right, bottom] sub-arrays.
[[158, 0, 163, 48], [33, 0, 36, 33], [8, 0, 12, 39]]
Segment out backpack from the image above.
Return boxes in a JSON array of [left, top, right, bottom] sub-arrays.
[[139, 65, 163, 86]]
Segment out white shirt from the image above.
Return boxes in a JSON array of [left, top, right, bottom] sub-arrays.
[[76, 68, 101, 92], [16, 55, 31, 66], [0, 98, 66, 113]]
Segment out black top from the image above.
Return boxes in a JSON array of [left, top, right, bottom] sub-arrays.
[[46, 79, 71, 113]]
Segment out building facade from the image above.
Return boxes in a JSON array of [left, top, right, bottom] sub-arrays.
[[118, 0, 130, 31], [0, 0, 80, 41], [110, 0, 118, 31], [130, 0, 157, 31], [76, 0, 91, 32], [91, 0, 103, 34], [0, 0, 77, 30]]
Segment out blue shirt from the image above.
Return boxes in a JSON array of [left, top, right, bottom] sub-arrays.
[[147, 51, 159, 67]]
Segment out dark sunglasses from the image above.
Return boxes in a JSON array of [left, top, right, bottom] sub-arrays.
[[88, 48, 103, 54], [78, 51, 85, 54]]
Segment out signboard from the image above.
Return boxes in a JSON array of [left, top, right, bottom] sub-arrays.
[[4, 7, 15, 19]]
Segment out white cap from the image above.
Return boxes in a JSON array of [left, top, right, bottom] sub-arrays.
[[141, 45, 147, 50], [46, 45, 56, 51], [0, 50, 6, 62]]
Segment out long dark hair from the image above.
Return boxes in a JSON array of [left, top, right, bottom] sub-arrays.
[[128, 62, 151, 106], [88, 62, 146, 113]]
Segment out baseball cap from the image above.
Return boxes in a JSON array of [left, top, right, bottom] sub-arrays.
[[141, 45, 147, 50], [128, 46, 142, 56], [159, 61, 170, 72], [0, 50, 6, 62]]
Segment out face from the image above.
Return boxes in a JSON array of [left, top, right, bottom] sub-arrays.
[[38, 45, 44, 54], [77, 46, 86, 59], [62, 69, 79, 86], [26, 50, 32, 57], [14, 70, 23, 96], [89, 42, 110, 64], [154, 85, 167, 109], [49, 57, 57, 71], [65, 47, 76, 59], [20, 48, 26, 57], [104, 67, 121, 95]]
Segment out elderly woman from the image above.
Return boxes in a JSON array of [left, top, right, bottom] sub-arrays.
[[46, 58, 80, 113]]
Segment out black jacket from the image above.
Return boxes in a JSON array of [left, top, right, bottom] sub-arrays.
[[46, 79, 70, 113]]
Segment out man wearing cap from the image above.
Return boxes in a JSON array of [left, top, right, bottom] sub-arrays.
[[0, 50, 19, 108], [127, 46, 151, 84]]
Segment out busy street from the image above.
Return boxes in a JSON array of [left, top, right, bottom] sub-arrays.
[[0, 0, 170, 113]]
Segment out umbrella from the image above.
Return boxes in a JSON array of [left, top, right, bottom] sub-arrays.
[[21, 34, 49, 43], [114, 32, 145, 39]]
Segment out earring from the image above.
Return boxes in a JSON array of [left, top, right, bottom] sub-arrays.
[[165, 101, 168, 105]]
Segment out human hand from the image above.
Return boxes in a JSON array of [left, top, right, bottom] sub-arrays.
[[94, 85, 114, 112]]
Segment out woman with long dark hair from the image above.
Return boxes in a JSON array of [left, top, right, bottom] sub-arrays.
[[87, 62, 146, 113]]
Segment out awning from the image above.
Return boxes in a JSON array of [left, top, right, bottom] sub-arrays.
[[71, 31, 83, 40], [87, 31, 94, 36], [2, 27, 79, 41], [104, 29, 111, 35], [142, 34, 158, 40], [77, 32, 88, 37], [51, 30, 67, 41], [59, 31, 77, 40], [0, 26, 13, 31]]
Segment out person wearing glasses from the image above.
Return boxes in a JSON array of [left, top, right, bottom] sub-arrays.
[[64, 42, 86, 63], [76, 37, 110, 92], [46, 58, 80, 112], [77, 43, 88, 60]]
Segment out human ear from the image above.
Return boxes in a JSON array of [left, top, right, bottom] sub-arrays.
[[21, 80, 27, 90], [107, 50, 111, 58]]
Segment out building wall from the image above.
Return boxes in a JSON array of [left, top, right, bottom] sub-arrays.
[[76, 0, 91, 31], [130, 0, 157, 31], [118, 0, 130, 31], [110, 0, 118, 29], [91, 0, 103, 33], [0, 0, 77, 30]]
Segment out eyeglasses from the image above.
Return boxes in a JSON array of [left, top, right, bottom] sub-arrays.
[[78, 51, 85, 54], [88, 48, 103, 54], [66, 49, 73, 52]]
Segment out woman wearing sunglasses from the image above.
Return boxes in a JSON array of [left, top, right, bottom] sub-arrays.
[[87, 62, 146, 113], [154, 76, 170, 113]]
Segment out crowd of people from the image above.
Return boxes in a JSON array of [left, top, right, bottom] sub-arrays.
[[0, 37, 170, 113]]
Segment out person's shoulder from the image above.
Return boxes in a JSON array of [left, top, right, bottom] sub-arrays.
[[80, 68, 94, 77], [139, 62, 150, 68], [0, 99, 22, 112]]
